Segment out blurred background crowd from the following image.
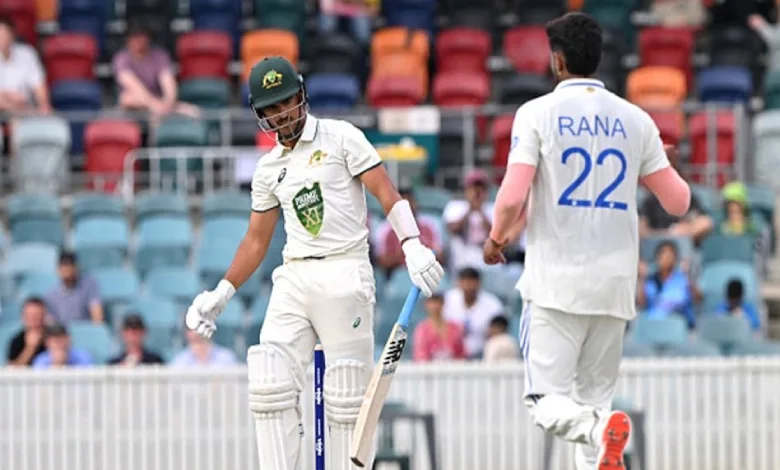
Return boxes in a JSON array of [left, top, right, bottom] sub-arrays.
[[0, 0, 779, 371]]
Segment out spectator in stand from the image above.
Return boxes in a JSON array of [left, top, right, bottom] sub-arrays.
[[169, 329, 238, 367], [6, 297, 48, 366], [0, 16, 51, 114], [636, 241, 699, 330], [718, 181, 766, 239], [31, 323, 92, 368], [443, 170, 495, 273], [483, 315, 520, 362], [45, 251, 104, 324], [375, 188, 444, 277], [412, 293, 466, 362], [113, 23, 199, 120], [318, 0, 376, 46], [443, 267, 505, 359], [108, 314, 165, 366], [714, 279, 762, 332]]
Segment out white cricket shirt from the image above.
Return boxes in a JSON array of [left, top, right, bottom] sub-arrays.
[[509, 78, 670, 320], [251, 114, 382, 261]]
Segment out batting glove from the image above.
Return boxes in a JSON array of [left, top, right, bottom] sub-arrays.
[[402, 238, 444, 297], [185, 280, 236, 339]]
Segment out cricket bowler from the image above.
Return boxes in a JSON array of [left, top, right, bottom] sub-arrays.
[[184, 56, 444, 470], [482, 13, 692, 470]]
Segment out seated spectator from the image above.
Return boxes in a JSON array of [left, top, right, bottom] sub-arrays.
[[45, 251, 104, 324], [375, 188, 444, 277], [6, 297, 48, 366], [483, 315, 520, 363], [32, 324, 93, 368], [714, 279, 761, 332], [318, 0, 376, 46], [412, 293, 466, 362], [443, 267, 504, 359], [113, 23, 198, 119], [637, 241, 699, 329], [718, 181, 764, 239], [169, 330, 238, 367], [108, 314, 165, 366], [0, 16, 51, 114]]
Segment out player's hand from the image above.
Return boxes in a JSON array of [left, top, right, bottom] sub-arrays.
[[483, 237, 507, 265], [402, 238, 444, 297], [184, 280, 236, 339]]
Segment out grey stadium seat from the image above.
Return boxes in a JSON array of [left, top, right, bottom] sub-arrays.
[[10, 116, 71, 192]]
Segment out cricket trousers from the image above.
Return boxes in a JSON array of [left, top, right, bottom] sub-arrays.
[[520, 301, 627, 470]]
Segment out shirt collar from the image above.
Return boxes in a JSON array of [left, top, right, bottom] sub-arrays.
[[554, 78, 605, 92], [277, 113, 318, 146]]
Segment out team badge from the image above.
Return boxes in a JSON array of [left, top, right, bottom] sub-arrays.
[[262, 70, 283, 89], [307, 149, 328, 167]]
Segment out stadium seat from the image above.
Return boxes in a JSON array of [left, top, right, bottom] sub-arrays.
[[499, 74, 553, 106], [179, 78, 231, 109], [117, 296, 180, 353], [514, 0, 564, 24], [58, 0, 107, 56], [0, 0, 36, 45], [253, 0, 306, 37], [177, 31, 232, 81], [503, 26, 550, 75], [135, 217, 194, 275], [18, 273, 59, 300], [657, 339, 722, 358], [700, 234, 754, 265], [211, 300, 245, 352], [6, 243, 59, 281], [729, 341, 780, 357], [708, 26, 763, 71], [202, 191, 251, 220], [153, 116, 210, 174], [125, 0, 174, 49], [414, 186, 452, 214], [377, 293, 425, 347], [197, 240, 264, 301], [490, 113, 514, 169], [307, 34, 363, 76], [10, 116, 70, 193], [384, 0, 435, 31], [370, 50, 428, 97], [201, 217, 248, 244], [626, 66, 687, 108], [639, 235, 694, 264], [68, 321, 118, 364], [480, 268, 517, 302], [582, 2, 635, 47], [37, 0, 58, 21], [696, 66, 752, 104], [71, 192, 125, 224], [638, 27, 695, 88], [72, 218, 131, 270], [697, 315, 752, 353], [249, 294, 269, 328], [688, 110, 735, 186], [145, 266, 202, 306], [647, 109, 685, 147], [370, 27, 430, 71], [689, 183, 718, 215], [51, 79, 103, 155], [435, 27, 491, 73], [447, 4, 494, 30], [433, 70, 490, 107], [752, 110, 780, 191], [621, 337, 656, 358], [91, 266, 141, 322], [367, 76, 425, 107], [84, 119, 142, 192], [306, 73, 361, 110], [6, 193, 64, 247], [765, 69, 780, 109], [189, 0, 242, 52], [42, 33, 98, 84], [0, 299, 21, 322], [699, 261, 759, 311], [630, 315, 688, 347], [241, 29, 300, 79], [745, 184, 776, 224], [134, 192, 189, 222]]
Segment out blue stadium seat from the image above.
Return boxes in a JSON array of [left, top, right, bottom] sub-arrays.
[[71, 192, 126, 223], [196, 240, 264, 302], [621, 337, 656, 357], [690, 183, 718, 215], [211, 300, 245, 352], [18, 273, 59, 300], [246, 294, 269, 347], [58, 0, 107, 56], [306, 73, 361, 110], [729, 341, 780, 356], [202, 191, 251, 220], [697, 315, 752, 352], [639, 235, 694, 263], [700, 234, 754, 265], [68, 321, 118, 364], [377, 293, 425, 346], [696, 66, 752, 104], [134, 192, 189, 222], [385, 269, 416, 299], [414, 186, 453, 214], [699, 261, 759, 311], [480, 268, 517, 302], [51, 79, 103, 155], [135, 217, 194, 275], [190, 0, 242, 54], [746, 184, 776, 224], [384, 0, 435, 31], [72, 218, 130, 270], [153, 116, 209, 174], [201, 217, 248, 244], [145, 266, 202, 306], [630, 315, 688, 347], [11, 116, 71, 193], [6, 193, 64, 247], [0, 321, 22, 365], [657, 339, 722, 357], [117, 296, 180, 353], [179, 78, 231, 109], [6, 243, 59, 281], [91, 266, 141, 323]]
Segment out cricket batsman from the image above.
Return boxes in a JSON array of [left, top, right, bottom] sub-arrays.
[[482, 13, 691, 470], [184, 56, 444, 470]]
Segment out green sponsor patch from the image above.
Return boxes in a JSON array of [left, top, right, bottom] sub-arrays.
[[293, 182, 324, 236]]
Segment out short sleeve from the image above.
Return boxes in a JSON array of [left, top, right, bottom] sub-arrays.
[[507, 104, 541, 166], [639, 119, 671, 177], [343, 123, 382, 177], [251, 167, 280, 212]]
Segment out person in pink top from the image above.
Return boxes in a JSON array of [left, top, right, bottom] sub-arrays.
[[412, 293, 466, 362]]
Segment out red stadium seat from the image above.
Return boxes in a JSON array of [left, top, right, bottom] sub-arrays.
[[433, 70, 490, 107], [367, 76, 425, 107], [436, 27, 492, 73], [0, 0, 36, 46], [647, 109, 685, 147], [177, 31, 232, 81], [638, 27, 695, 89], [491, 114, 514, 174], [688, 110, 735, 186], [84, 120, 142, 192], [42, 33, 99, 84], [503, 26, 550, 75]]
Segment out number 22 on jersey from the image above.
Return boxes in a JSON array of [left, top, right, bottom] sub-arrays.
[[557, 146, 628, 211]]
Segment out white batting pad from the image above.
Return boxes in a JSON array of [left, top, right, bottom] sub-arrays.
[[247, 344, 303, 470], [526, 394, 601, 446], [324, 360, 370, 470]]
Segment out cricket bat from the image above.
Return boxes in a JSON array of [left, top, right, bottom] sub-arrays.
[[350, 286, 421, 467]]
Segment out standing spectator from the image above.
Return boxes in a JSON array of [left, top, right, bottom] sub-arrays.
[[714, 279, 762, 332], [31, 324, 93, 368], [443, 267, 504, 359], [169, 329, 238, 367], [113, 23, 199, 119], [412, 293, 466, 362], [6, 297, 48, 366], [375, 188, 444, 276], [443, 170, 495, 273], [318, 0, 376, 46], [45, 251, 104, 324], [0, 16, 51, 113], [108, 314, 165, 366], [636, 241, 699, 329], [483, 315, 520, 362]]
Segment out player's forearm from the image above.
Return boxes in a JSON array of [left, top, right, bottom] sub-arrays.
[[642, 167, 691, 217], [489, 164, 534, 243], [223, 237, 268, 288]]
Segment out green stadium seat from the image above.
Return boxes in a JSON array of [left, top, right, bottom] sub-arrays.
[[254, 0, 306, 42], [745, 184, 775, 222], [145, 266, 202, 306], [6, 193, 64, 246], [763, 68, 780, 109], [630, 315, 688, 348], [582, 1, 636, 48], [117, 296, 180, 354], [68, 321, 119, 364], [697, 315, 752, 352], [700, 234, 754, 265], [152, 115, 209, 174], [179, 78, 231, 109], [202, 191, 251, 220], [134, 192, 189, 223], [70, 192, 126, 224], [690, 183, 718, 215]]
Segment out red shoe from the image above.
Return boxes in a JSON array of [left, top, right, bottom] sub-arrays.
[[596, 411, 631, 470]]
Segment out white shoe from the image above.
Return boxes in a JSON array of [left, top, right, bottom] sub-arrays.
[[596, 410, 631, 470]]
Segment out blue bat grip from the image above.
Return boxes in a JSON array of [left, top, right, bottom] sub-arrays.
[[397, 286, 421, 329]]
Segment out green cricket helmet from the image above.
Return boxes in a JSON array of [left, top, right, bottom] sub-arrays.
[[247, 56, 309, 136]]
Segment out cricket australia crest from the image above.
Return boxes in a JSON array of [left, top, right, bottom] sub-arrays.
[[293, 182, 324, 237]]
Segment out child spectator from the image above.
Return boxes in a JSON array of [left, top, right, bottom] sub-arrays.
[[483, 315, 520, 362], [714, 279, 761, 332]]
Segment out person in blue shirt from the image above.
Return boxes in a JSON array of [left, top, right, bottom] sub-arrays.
[[637, 240, 699, 329], [715, 279, 761, 331], [32, 324, 93, 368]]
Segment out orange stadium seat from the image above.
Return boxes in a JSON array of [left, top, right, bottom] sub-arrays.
[[370, 27, 429, 71], [241, 29, 299, 80], [435, 27, 491, 73], [371, 50, 428, 97], [0, 0, 37, 45], [491, 114, 514, 172], [367, 76, 425, 107], [626, 66, 687, 109], [177, 31, 232, 81], [37, 0, 58, 22], [42, 33, 98, 84], [688, 110, 735, 186], [84, 120, 142, 192], [647, 109, 685, 147], [503, 26, 550, 75], [638, 27, 695, 89], [568, 0, 584, 10], [433, 70, 490, 107]]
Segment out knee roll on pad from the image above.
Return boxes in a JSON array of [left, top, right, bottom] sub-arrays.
[[247, 344, 299, 417], [323, 359, 368, 425]]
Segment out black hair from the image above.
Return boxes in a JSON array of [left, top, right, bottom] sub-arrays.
[[545, 12, 603, 76], [23, 296, 47, 309], [458, 267, 481, 281], [0, 16, 13, 30], [490, 315, 509, 331], [59, 250, 77, 264], [45, 323, 68, 338], [727, 279, 744, 300], [655, 240, 678, 259]]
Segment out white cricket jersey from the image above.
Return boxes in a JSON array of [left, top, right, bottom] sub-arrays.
[[250, 114, 382, 261], [509, 78, 670, 320]]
